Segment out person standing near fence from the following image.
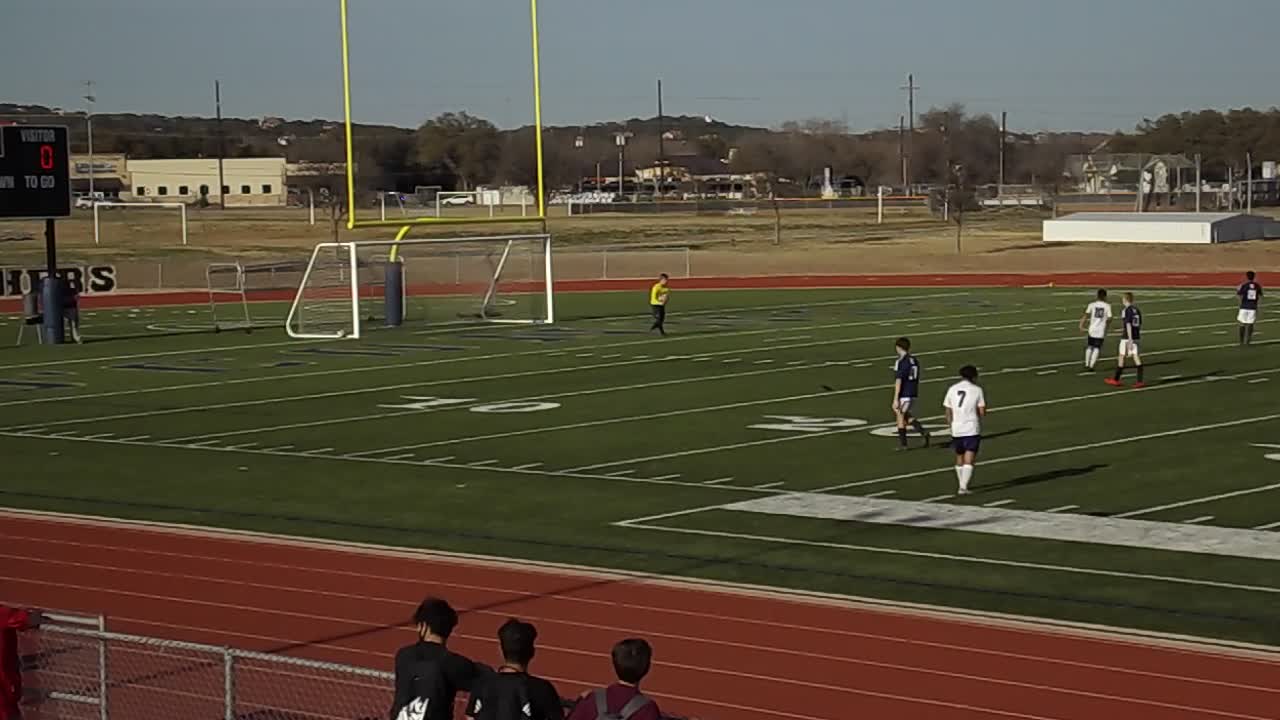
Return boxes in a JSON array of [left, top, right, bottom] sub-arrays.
[[566, 639, 660, 720], [392, 597, 477, 720], [466, 619, 563, 720], [1, 605, 44, 720]]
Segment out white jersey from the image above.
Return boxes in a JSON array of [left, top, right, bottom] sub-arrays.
[[1084, 301, 1113, 338], [943, 380, 986, 438]]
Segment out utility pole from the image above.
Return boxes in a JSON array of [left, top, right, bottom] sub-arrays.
[[657, 78, 665, 201], [1246, 151, 1254, 215], [215, 80, 227, 209], [900, 73, 918, 192], [898, 115, 906, 190], [83, 81, 96, 198], [998, 110, 1007, 194]]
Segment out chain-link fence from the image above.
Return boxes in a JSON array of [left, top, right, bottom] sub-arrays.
[[20, 624, 394, 720]]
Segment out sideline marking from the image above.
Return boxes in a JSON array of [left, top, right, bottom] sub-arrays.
[[621, 522, 1280, 595], [717, 494, 1280, 561], [1116, 483, 1280, 519]]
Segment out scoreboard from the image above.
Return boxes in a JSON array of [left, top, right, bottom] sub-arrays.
[[0, 125, 72, 220]]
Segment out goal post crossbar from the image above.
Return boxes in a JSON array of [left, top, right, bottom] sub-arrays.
[[284, 234, 554, 340], [93, 202, 188, 246]]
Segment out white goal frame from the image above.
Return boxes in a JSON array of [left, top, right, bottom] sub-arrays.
[[93, 202, 189, 246], [206, 262, 254, 331], [285, 233, 554, 340]]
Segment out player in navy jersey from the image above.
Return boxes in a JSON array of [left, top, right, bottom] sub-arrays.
[[1237, 271, 1262, 346], [891, 337, 930, 449], [1107, 292, 1145, 388]]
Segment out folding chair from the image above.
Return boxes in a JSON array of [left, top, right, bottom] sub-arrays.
[[15, 291, 43, 346]]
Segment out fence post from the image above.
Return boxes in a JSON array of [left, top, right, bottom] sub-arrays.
[[97, 633, 109, 720], [684, 247, 691, 278], [223, 648, 235, 720], [602, 249, 609, 279]]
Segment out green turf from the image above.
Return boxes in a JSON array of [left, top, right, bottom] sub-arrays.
[[2, 286, 1279, 646]]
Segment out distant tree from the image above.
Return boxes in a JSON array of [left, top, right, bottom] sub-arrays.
[[414, 112, 501, 190]]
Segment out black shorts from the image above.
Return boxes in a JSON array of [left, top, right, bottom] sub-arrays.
[[952, 435, 981, 455], [651, 304, 666, 320], [1086, 336, 1104, 349]]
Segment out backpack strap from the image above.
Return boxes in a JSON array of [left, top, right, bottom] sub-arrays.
[[593, 689, 610, 718], [617, 693, 652, 720]]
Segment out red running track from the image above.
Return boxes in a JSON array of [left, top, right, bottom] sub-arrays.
[[2, 511, 1278, 720], [0, 271, 1252, 312]]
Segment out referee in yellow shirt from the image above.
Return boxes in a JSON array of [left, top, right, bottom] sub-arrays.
[[650, 273, 670, 336]]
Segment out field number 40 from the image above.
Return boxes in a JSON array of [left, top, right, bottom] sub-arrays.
[[379, 396, 560, 413], [748, 415, 868, 433]]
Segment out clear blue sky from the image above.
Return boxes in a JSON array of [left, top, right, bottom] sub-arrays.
[[6, 0, 1279, 132]]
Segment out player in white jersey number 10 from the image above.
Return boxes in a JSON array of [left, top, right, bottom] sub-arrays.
[[1079, 289, 1113, 371], [943, 365, 987, 495]]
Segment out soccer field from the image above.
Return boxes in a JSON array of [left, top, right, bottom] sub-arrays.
[[2, 286, 1278, 646]]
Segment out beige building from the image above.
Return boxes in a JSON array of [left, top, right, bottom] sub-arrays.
[[125, 158, 287, 206]]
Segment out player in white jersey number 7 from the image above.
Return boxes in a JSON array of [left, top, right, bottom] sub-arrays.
[[943, 365, 987, 495]]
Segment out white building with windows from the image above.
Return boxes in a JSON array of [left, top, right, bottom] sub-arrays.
[[124, 158, 287, 206]]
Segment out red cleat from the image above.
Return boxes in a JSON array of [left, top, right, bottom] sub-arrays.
[[1133, 381, 1146, 388], [1104, 378, 1123, 387]]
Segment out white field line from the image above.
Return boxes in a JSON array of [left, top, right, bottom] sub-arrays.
[[921, 494, 956, 502], [864, 490, 898, 498], [141, 315, 1164, 444], [0, 294, 993, 408], [1047, 505, 1080, 513], [0, 431, 784, 496], [619, 522, 1280, 596], [816, 410, 1280, 494], [12, 308, 1106, 431], [326, 326, 1269, 459], [1254, 521, 1280, 531], [564, 347, 1280, 474], [983, 499, 1016, 507], [1116, 483, 1280, 519], [0, 290, 973, 373], [1183, 516, 1215, 524], [1, 297, 1223, 415]]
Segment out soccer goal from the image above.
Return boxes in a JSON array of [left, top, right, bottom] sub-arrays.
[[93, 202, 188, 246], [285, 233, 553, 339], [205, 262, 259, 332]]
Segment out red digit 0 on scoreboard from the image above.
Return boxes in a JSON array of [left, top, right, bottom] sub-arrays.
[[40, 144, 55, 170]]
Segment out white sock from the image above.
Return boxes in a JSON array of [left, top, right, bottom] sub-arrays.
[[954, 465, 964, 487], [1084, 347, 1093, 367], [959, 465, 974, 490]]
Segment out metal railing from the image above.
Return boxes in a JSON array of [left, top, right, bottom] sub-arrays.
[[21, 624, 394, 720]]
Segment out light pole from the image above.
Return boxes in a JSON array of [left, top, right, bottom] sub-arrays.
[[83, 81, 96, 198], [615, 132, 629, 201], [574, 133, 584, 194]]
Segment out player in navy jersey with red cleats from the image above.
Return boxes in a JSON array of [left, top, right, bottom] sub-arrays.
[[1107, 292, 1144, 388]]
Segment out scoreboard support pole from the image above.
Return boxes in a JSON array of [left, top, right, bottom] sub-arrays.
[[42, 218, 65, 344]]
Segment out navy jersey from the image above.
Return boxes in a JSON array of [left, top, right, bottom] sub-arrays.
[[1123, 305, 1142, 340], [895, 354, 921, 398], [1239, 282, 1263, 310]]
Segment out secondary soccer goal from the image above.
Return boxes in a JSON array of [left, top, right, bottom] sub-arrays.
[[93, 202, 188, 246], [285, 234, 553, 339], [205, 262, 254, 332]]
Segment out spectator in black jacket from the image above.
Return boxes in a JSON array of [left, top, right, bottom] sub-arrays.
[[466, 619, 563, 720], [391, 597, 477, 720]]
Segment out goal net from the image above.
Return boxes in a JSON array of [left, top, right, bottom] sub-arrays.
[[206, 262, 253, 332], [93, 202, 188, 246], [285, 234, 553, 339]]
